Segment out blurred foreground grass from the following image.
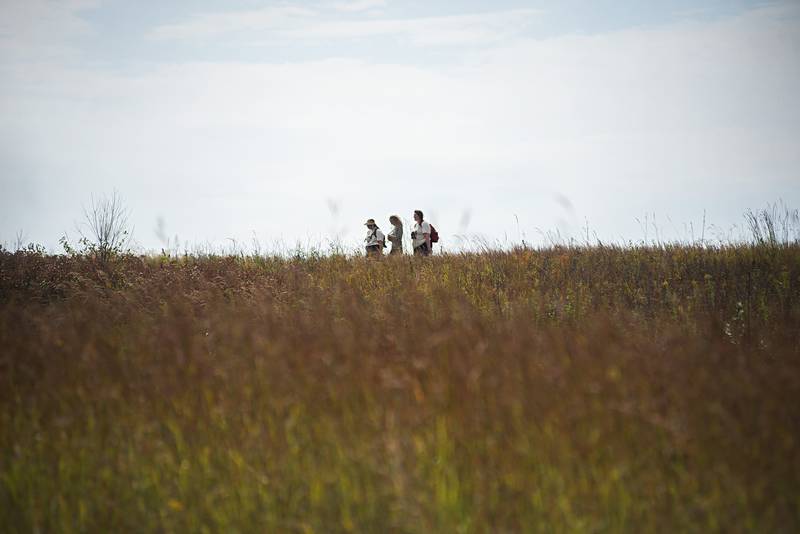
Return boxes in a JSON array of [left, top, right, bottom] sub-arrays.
[[1, 245, 799, 532]]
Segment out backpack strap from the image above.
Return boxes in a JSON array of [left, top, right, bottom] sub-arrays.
[[369, 227, 382, 244]]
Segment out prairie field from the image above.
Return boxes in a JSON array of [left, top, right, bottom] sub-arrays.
[[1, 244, 799, 533]]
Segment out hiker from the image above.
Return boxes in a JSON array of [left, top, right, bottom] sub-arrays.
[[364, 218, 385, 257], [411, 210, 431, 256], [387, 215, 403, 255]]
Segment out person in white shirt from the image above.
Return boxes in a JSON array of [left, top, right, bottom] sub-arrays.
[[387, 215, 403, 255], [411, 210, 431, 256], [364, 218, 385, 257]]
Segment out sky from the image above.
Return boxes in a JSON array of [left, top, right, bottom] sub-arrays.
[[1, 0, 799, 253]]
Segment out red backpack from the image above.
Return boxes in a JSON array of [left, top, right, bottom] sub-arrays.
[[429, 224, 439, 244]]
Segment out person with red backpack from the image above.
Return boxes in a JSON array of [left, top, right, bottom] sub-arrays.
[[411, 210, 438, 256]]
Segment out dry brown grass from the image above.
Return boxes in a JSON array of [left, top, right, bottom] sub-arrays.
[[1, 244, 799, 532]]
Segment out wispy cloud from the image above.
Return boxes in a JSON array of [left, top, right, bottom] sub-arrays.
[[148, 6, 317, 41], [285, 9, 540, 46], [331, 0, 387, 13], [148, 7, 540, 47], [0, 0, 101, 63]]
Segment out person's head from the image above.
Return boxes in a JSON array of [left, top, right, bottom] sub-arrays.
[[389, 215, 401, 227], [365, 218, 377, 229], [414, 210, 423, 223]]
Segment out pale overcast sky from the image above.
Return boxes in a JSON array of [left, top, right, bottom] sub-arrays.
[[1, 0, 798, 252]]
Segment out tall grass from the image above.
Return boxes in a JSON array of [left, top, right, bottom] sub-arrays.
[[1, 243, 799, 532]]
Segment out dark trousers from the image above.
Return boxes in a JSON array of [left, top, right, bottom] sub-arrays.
[[413, 243, 430, 256]]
